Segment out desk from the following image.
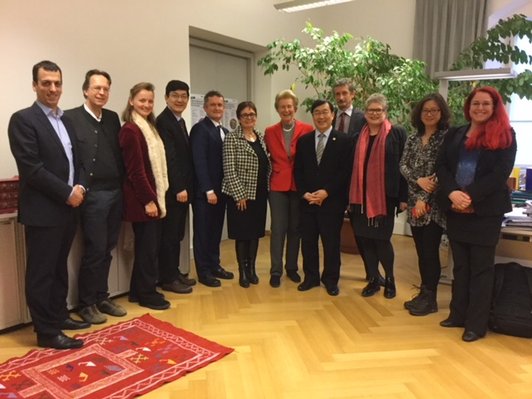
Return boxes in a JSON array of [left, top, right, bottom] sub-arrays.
[[495, 227, 532, 268]]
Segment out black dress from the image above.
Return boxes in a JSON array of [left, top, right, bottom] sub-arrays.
[[227, 139, 269, 240]]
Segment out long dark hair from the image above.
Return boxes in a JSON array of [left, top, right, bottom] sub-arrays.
[[410, 93, 450, 134]]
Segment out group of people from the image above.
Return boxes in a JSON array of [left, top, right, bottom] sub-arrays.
[[8, 60, 516, 349]]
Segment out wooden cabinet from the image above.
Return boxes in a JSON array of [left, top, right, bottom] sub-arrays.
[[0, 214, 30, 330]]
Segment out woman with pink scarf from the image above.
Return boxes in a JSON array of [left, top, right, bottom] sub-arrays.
[[348, 94, 407, 299]]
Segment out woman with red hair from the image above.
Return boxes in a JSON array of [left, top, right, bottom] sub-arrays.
[[436, 86, 516, 342]]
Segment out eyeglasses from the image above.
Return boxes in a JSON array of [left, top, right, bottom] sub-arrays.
[[89, 86, 110, 93], [240, 113, 257, 119], [366, 108, 385, 115], [422, 108, 440, 115], [169, 93, 188, 100], [471, 101, 493, 108], [312, 110, 332, 117]]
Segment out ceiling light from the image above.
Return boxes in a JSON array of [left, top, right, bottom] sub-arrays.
[[434, 67, 516, 81], [435, 67, 515, 98], [274, 0, 354, 13]]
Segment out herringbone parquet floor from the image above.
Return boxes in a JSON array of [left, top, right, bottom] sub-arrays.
[[2, 234, 532, 398]]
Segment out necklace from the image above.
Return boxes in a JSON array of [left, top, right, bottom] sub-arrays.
[[282, 122, 295, 131]]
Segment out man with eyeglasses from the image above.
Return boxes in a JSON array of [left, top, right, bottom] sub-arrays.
[[156, 80, 195, 294], [8, 60, 87, 349], [332, 78, 366, 138], [294, 99, 352, 296], [65, 69, 126, 325]]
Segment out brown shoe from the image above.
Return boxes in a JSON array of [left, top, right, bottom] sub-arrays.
[[161, 280, 193, 294], [78, 304, 107, 324], [97, 299, 127, 317], [177, 273, 197, 286]]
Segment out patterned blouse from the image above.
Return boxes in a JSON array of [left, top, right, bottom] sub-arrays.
[[400, 130, 446, 228]]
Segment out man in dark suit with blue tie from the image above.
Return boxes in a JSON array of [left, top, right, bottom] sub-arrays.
[[8, 60, 89, 349], [294, 99, 351, 296], [190, 90, 234, 287], [157, 80, 196, 294]]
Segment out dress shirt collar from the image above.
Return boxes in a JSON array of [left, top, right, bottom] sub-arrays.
[[36, 101, 63, 118], [83, 103, 102, 122]]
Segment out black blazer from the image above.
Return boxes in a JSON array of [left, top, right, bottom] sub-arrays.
[[351, 125, 408, 205], [190, 116, 228, 198], [334, 108, 366, 139], [156, 107, 194, 205], [436, 124, 517, 216], [8, 102, 81, 226], [294, 129, 352, 213]]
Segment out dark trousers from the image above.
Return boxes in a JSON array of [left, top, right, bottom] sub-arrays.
[[356, 236, 395, 278], [131, 220, 162, 302], [159, 203, 189, 284], [78, 189, 122, 307], [268, 191, 301, 276], [192, 196, 226, 278], [300, 210, 343, 287], [411, 221, 444, 291], [448, 239, 496, 335], [25, 216, 76, 336]]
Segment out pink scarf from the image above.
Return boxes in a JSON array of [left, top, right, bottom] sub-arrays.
[[349, 120, 392, 219]]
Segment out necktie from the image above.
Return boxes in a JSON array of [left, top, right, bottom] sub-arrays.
[[178, 118, 188, 142], [316, 133, 325, 165], [219, 126, 225, 142], [338, 112, 347, 133]]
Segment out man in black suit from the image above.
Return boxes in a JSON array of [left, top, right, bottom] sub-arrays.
[[65, 70, 126, 325], [190, 90, 234, 287], [156, 80, 196, 294], [333, 78, 366, 138], [294, 99, 351, 296], [8, 60, 89, 349]]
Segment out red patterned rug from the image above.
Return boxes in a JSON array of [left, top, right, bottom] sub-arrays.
[[0, 314, 233, 398]]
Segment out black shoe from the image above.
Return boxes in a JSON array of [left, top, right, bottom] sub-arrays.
[[198, 275, 221, 287], [286, 270, 301, 283], [60, 317, 91, 330], [462, 331, 482, 342], [408, 289, 437, 316], [297, 280, 320, 291], [383, 277, 396, 299], [439, 318, 464, 328], [377, 273, 386, 287], [325, 285, 339, 296], [177, 273, 197, 286], [270, 275, 281, 288], [361, 278, 381, 297], [97, 299, 127, 317], [37, 333, 83, 350], [213, 267, 234, 280], [161, 280, 193, 294], [139, 298, 171, 310]]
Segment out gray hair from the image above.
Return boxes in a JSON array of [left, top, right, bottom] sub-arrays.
[[365, 93, 388, 111]]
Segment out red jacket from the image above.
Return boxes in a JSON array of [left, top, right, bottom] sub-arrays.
[[120, 122, 158, 222], [265, 120, 313, 192]]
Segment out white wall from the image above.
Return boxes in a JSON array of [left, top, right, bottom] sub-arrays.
[[0, 0, 418, 178]]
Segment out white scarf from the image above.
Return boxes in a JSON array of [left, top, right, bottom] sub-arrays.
[[132, 111, 169, 218]]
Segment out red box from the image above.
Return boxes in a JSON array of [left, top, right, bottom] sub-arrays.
[[0, 176, 19, 214]]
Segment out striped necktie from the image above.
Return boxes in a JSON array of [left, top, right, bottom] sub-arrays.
[[316, 133, 325, 164]]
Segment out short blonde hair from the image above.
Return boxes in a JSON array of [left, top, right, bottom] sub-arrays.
[[274, 89, 299, 110]]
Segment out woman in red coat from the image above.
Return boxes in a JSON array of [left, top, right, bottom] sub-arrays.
[[264, 90, 313, 287], [120, 82, 170, 310]]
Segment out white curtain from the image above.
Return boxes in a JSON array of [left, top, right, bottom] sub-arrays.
[[413, 0, 488, 77]]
